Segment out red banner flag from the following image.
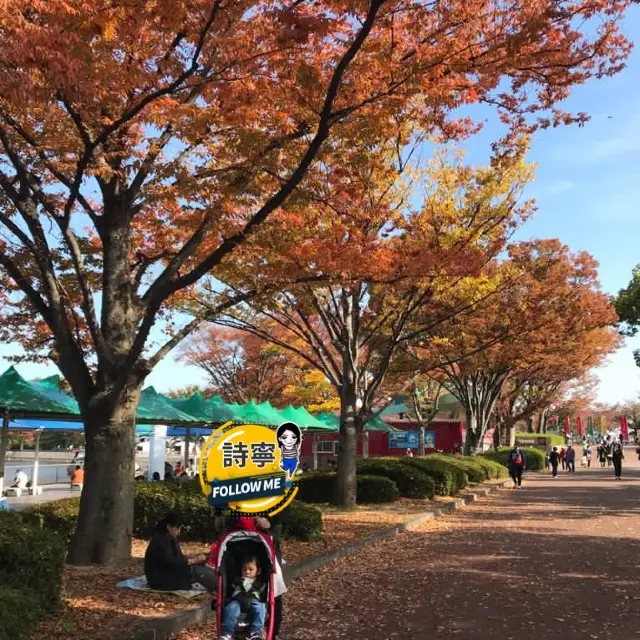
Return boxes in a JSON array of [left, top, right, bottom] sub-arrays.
[[620, 416, 629, 441], [564, 416, 571, 435], [576, 416, 583, 436]]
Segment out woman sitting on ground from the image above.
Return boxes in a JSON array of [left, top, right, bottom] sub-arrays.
[[144, 511, 217, 591]]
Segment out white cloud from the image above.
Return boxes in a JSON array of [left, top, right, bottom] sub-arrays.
[[552, 115, 640, 165]]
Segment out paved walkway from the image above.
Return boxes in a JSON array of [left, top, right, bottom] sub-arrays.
[[281, 447, 640, 639], [4, 483, 75, 511]]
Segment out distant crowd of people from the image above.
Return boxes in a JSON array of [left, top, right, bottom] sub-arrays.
[[545, 435, 626, 480]]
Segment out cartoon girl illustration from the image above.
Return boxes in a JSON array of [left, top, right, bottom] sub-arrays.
[[276, 422, 302, 479]]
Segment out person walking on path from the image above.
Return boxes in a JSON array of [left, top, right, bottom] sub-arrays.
[[549, 446, 560, 478], [612, 442, 625, 480], [598, 444, 607, 468], [566, 446, 576, 473], [560, 447, 567, 471], [607, 442, 613, 467], [508, 446, 526, 488], [585, 445, 592, 468]]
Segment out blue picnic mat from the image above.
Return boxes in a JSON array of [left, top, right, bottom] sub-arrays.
[[116, 575, 207, 599]]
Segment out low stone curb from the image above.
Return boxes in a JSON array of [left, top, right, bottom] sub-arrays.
[[124, 479, 510, 640]]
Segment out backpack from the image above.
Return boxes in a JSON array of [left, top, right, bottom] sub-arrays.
[[512, 451, 522, 465]]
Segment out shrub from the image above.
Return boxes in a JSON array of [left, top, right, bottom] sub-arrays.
[[356, 475, 399, 503], [427, 454, 486, 483], [297, 472, 399, 504], [0, 511, 66, 640], [296, 473, 336, 503], [472, 457, 509, 479], [0, 587, 42, 640], [481, 447, 546, 471], [23, 481, 319, 544], [398, 457, 469, 496], [280, 501, 322, 541], [133, 481, 214, 541], [356, 459, 436, 499], [23, 497, 80, 543]]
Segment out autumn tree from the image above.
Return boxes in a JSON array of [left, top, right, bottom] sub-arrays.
[[495, 322, 619, 444], [409, 375, 448, 455], [214, 143, 535, 505], [180, 326, 295, 404], [179, 325, 337, 407], [0, 0, 631, 562], [548, 375, 601, 428], [427, 240, 618, 454]]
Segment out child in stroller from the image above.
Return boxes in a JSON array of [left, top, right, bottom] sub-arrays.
[[219, 553, 267, 640], [215, 529, 285, 640]]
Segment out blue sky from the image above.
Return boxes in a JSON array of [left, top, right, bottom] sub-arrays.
[[2, 8, 640, 404]]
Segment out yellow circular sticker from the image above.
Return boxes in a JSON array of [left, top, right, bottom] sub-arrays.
[[198, 421, 301, 516]]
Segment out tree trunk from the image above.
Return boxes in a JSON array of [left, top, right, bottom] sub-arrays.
[[335, 382, 358, 508], [67, 386, 141, 565], [526, 415, 534, 433], [493, 420, 502, 449], [464, 410, 479, 455], [418, 426, 425, 456], [0, 409, 9, 484], [539, 409, 548, 434], [506, 420, 516, 447]]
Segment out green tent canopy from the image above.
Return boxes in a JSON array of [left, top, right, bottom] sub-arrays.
[[138, 387, 200, 423], [279, 404, 334, 430], [171, 392, 236, 424], [315, 410, 398, 433], [233, 400, 283, 426], [379, 392, 461, 418], [34, 374, 63, 388], [29, 377, 80, 415], [0, 367, 76, 415], [315, 412, 339, 430], [379, 395, 413, 417], [363, 414, 399, 433]]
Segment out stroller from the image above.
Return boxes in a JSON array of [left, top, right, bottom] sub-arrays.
[[214, 529, 284, 640]]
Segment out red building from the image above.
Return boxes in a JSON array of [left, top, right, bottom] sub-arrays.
[[300, 419, 466, 469]]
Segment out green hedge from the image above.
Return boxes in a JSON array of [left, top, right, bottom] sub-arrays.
[[22, 497, 80, 543], [480, 447, 546, 471], [23, 481, 320, 544], [0, 587, 42, 640], [296, 472, 399, 504], [471, 456, 509, 479], [356, 475, 399, 503], [356, 459, 436, 499], [296, 473, 335, 503], [0, 511, 66, 640], [427, 454, 486, 483], [398, 457, 469, 496], [133, 481, 214, 540], [280, 501, 323, 542]]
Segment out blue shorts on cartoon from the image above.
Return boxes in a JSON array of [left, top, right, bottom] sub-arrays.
[[280, 456, 298, 478]]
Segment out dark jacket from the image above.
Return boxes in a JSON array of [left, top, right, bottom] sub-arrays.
[[144, 532, 192, 591], [508, 448, 525, 468], [549, 451, 560, 466]]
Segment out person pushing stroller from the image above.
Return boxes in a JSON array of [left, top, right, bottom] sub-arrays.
[[219, 554, 267, 640]]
